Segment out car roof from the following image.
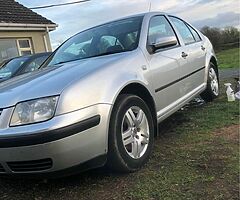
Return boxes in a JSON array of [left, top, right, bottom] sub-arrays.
[[95, 12, 169, 26], [63, 11, 169, 44], [103, 12, 169, 22], [8, 52, 52, 61]]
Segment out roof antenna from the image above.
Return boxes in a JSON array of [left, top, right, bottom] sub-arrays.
[[149, 1, 152, 12]]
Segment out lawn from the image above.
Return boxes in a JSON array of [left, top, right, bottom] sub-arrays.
[[0, 78, 239, 200], [127, 78, 239, 200], [216, 48, 240, 69]]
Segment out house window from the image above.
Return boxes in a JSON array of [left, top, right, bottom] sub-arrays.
[[0, 39, 19, 62], [17, 39, 33, 56], [0, 38, 34, 63]]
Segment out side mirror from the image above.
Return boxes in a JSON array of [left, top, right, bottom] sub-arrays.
[[148, 36, 178, 53]]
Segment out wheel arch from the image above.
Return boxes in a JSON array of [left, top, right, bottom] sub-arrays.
[[210, 56, 219, 77], [111, 82, 158, 137], [204, 50, 219, 84]]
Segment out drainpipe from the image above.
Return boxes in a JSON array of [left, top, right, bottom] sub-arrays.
[[149, 1, 152, 12], [43, 26, 49, 52]]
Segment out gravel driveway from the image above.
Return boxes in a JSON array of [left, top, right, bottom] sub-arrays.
[[219, 68, 239, 79]]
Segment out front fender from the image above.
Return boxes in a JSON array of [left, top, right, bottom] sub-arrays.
[[56, 72, 151, 115], [55, 51, 152, 115]]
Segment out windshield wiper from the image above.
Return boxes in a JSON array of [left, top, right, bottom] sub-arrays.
[[53, 59, 80, 66]]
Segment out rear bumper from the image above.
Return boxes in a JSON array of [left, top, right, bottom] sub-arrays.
[[0, 104, 112, 176]]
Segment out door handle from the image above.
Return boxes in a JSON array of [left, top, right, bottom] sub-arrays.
[[182, 52, 188, 58], [201, 45, 206, 51], [141, 65, 147, 70]]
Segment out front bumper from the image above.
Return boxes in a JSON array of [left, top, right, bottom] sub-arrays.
[[0, 104, 112, 175]]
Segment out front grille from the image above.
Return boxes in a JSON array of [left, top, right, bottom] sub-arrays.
[[8, 159, 53, 172], [0, 164, 5, 173]]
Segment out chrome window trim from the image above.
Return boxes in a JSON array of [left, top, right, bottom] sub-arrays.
[[168, 15, 203, 45]]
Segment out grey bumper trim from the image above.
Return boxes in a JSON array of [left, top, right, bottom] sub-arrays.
[[0, 115, 101, 148]]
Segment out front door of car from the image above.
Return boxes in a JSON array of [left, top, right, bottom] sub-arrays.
[[144, 15, 188, 112], [169, 17, 206, 97]]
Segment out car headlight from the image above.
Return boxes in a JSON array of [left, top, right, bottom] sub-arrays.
[[10, 96, 58, 126]]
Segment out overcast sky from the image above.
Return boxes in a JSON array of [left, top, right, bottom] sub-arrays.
[[17, 0, 240, 49]]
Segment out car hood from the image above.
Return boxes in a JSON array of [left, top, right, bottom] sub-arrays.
[[0, 53, 130, 108]]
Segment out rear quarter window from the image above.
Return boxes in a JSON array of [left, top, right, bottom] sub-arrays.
[[187, 25, 202, 42]]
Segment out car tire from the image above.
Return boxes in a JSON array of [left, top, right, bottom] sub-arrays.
[[107, 94, 154, 172], [200, 63, 219, 102]]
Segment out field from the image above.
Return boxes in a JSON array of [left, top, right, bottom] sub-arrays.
[[217, 48, 240, 69], [0, 77, 239, 200]]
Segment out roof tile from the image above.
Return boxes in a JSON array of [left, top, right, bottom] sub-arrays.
[[0, 0, 56, 25]]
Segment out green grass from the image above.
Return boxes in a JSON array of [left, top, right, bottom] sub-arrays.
[[216, 48, 240, 69], [127, 78, 239, 200]]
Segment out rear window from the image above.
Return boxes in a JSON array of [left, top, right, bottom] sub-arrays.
[[23, 55, 48, 73]]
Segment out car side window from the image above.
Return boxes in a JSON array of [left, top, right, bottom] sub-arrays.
[[170, 17, 195, 45], [98, 36, 122, 54], [187, 25, 201, 42], [148, 16, 178, 46], [124, 32, 138, 50], [66, 38, 93, 55]]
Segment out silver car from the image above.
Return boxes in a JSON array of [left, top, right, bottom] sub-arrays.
[[0, 12, 219, 176]]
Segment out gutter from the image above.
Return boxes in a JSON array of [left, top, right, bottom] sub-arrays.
[[0, 23, 58, 31]]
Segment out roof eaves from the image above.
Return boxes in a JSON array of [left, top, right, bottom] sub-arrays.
[[0, 22, 58, 31]]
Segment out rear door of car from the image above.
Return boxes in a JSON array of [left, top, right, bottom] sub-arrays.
[[143, 15, 188, 111], [168, 16, 206, 96]]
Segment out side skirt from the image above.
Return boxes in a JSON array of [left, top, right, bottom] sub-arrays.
[[157, 83, 206, 123]]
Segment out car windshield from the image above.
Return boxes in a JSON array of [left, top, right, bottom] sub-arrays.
[[47, 16, 143, 66], [0, 57, 28, 79]]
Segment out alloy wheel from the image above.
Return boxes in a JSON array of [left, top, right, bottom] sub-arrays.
[[121, 106, 150, 159], [209, 68, 219, 96]]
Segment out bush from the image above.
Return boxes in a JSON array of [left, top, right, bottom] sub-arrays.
[[201, 26, 240, 52]]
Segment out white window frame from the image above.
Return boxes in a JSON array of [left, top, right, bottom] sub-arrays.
[[17, 38, 33, 56]]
